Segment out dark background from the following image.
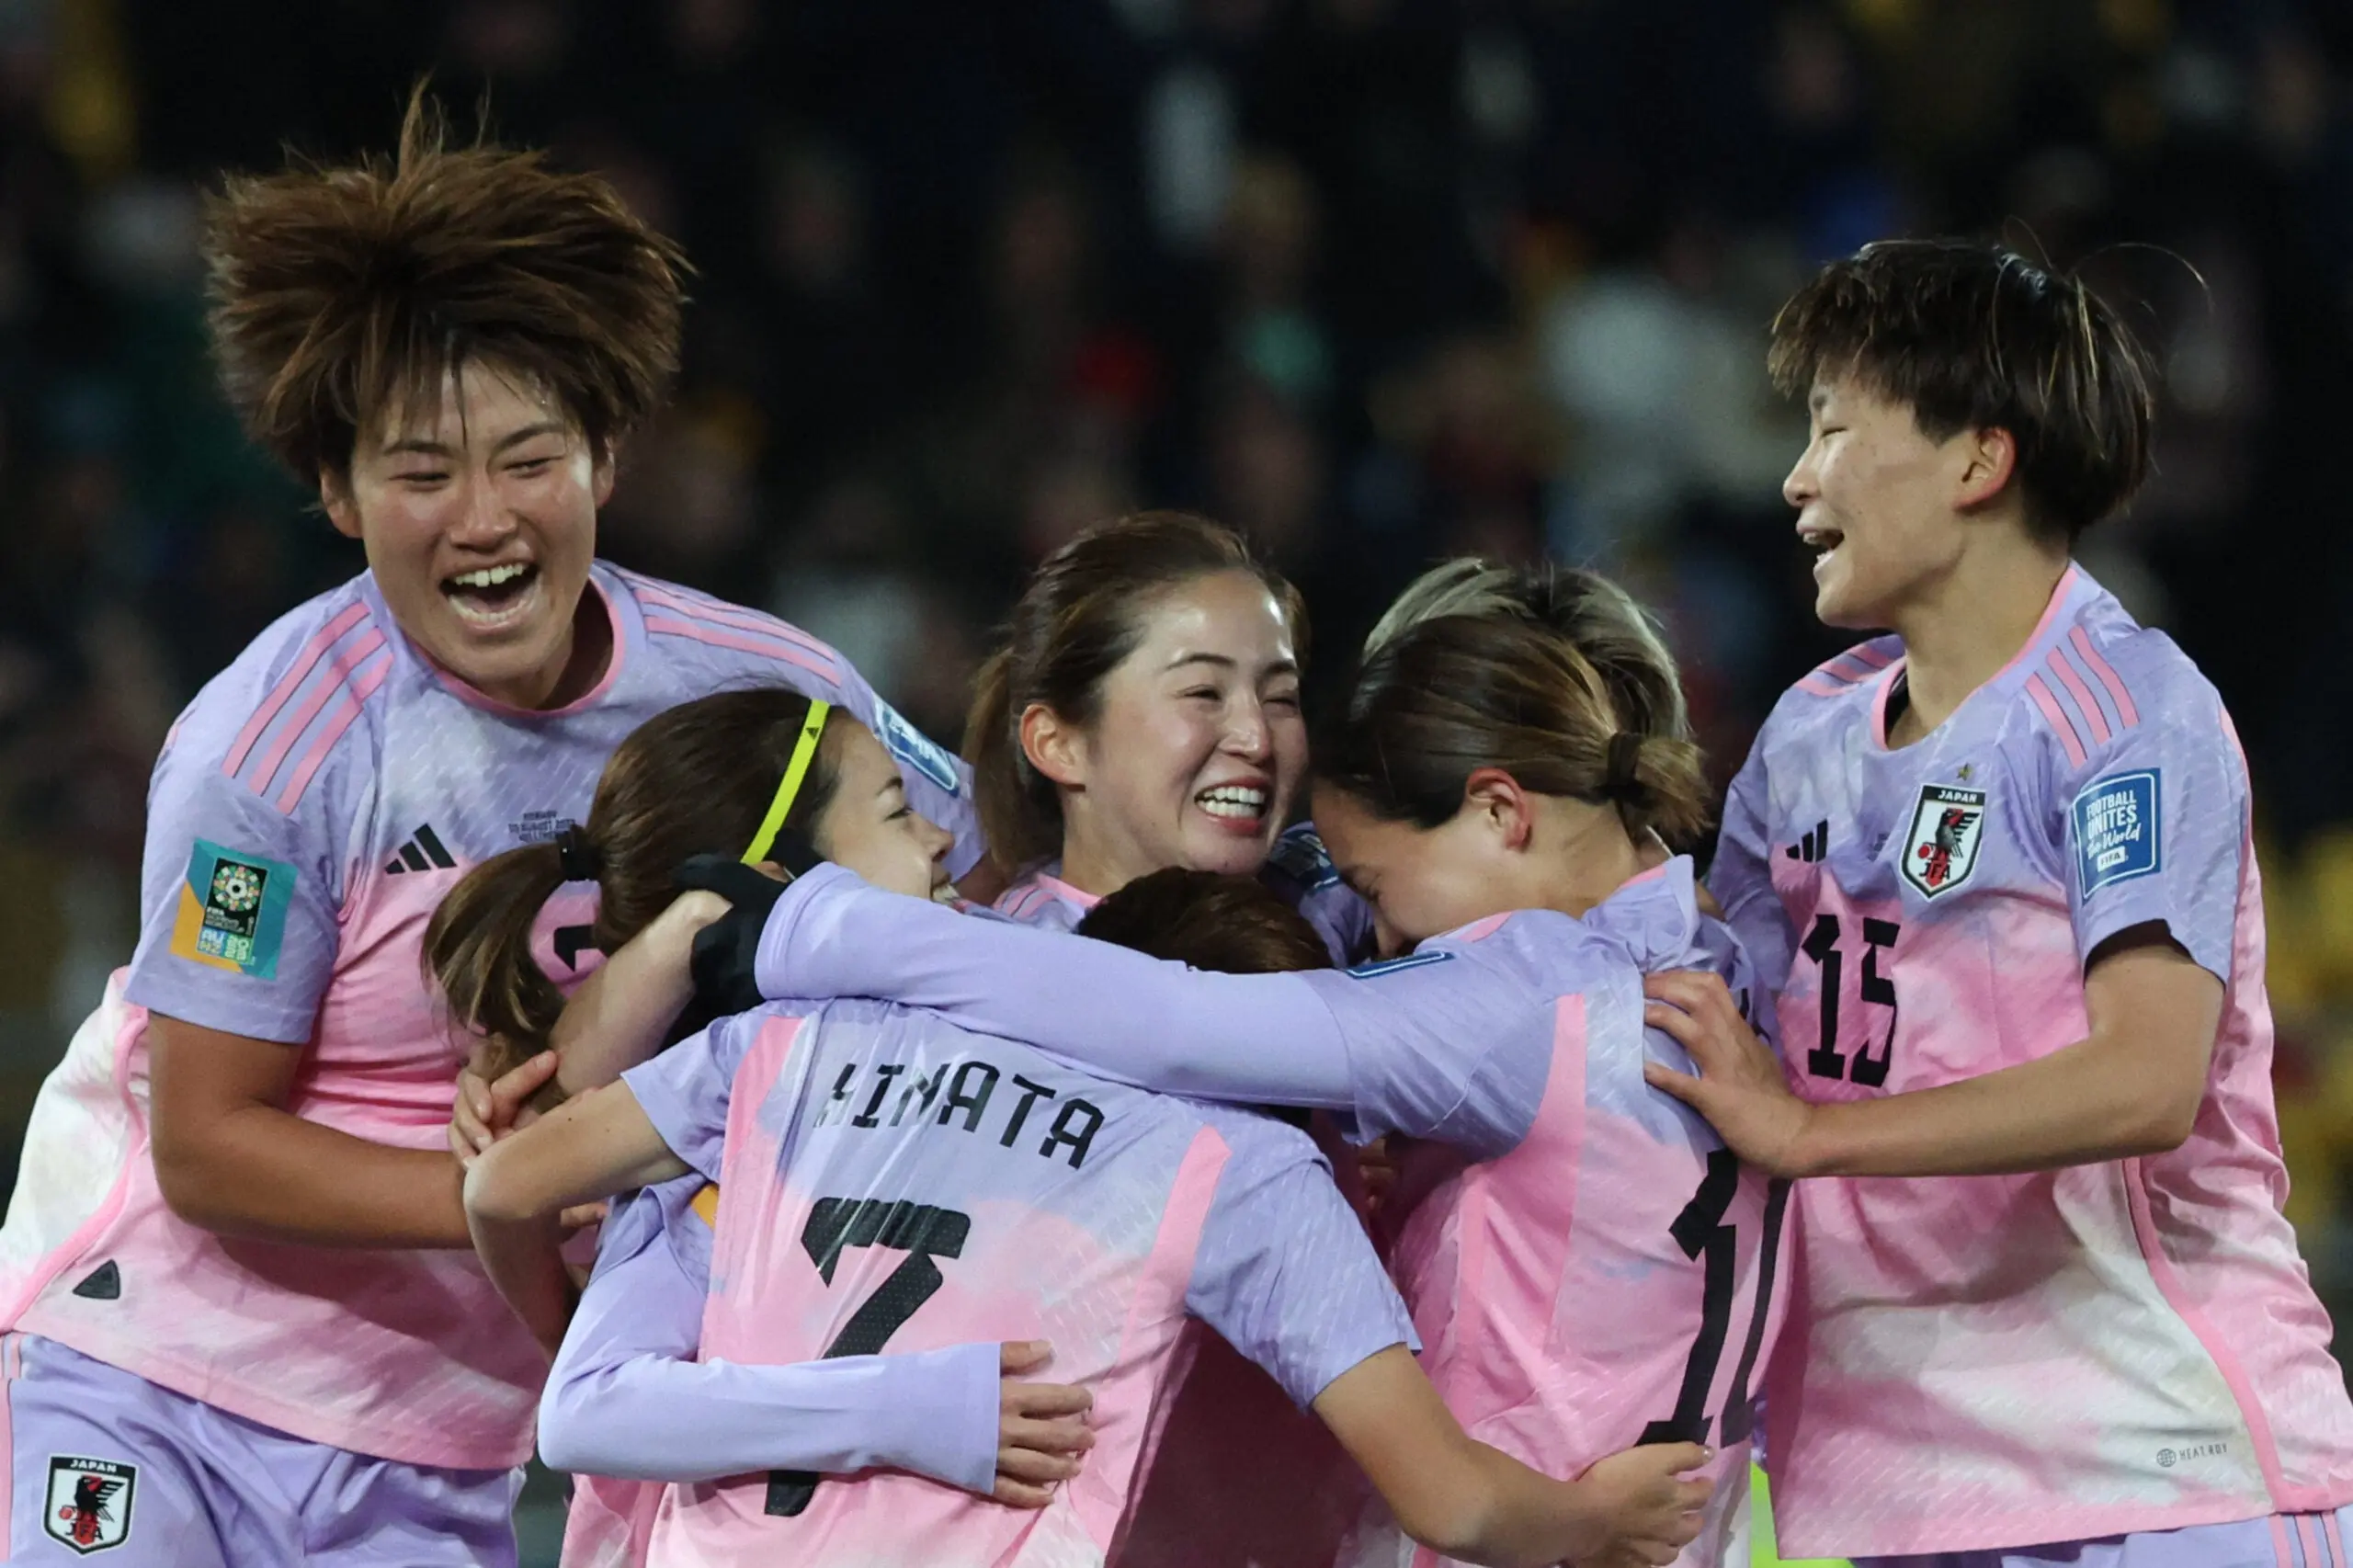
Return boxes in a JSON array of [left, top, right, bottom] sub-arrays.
[[0, 6, 2349, 1544]]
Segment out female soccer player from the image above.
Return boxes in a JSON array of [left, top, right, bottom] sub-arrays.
[[1646, 240, 2353, 1564], [465, 862, 1711, 1568], [449, 509, 1363, 1564], [964, 508, 1368, 960], [0, 97, 979, 1566], [679, 560, 1786, 1568], [427, 687, 1092, 1566]]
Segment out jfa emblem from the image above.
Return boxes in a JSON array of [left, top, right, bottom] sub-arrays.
[[45, 1457, 135, 1554], [1902, 783, 1987, 898]]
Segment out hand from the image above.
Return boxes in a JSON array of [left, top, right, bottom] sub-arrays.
[[1642, 971, 1816, 1179], [675, 854, 795, 1017], [448, 1050, 562, 1167], [1354, 1137, 1398, 1221], [992, 1340, 1093, 1507], [1567, 1441, 1711, 1568]]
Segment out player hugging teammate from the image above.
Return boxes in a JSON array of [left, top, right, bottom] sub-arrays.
[[0, 81, 2342, 1568]]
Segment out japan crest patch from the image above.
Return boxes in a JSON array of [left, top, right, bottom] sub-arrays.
[[1901, 783, 1987, 899], [45, 1457, 134, 1554]]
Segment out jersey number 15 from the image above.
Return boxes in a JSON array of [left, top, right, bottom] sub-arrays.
[[1801, 913, 1901, 1086]]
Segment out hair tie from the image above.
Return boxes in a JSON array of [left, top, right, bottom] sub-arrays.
[[1602, 732, 1645, 802], [555, 824, 601, 882]]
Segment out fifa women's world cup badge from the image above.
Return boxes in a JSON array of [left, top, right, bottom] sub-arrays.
[[45, 1456, 136, 1553], [1902, 783, 1987, 898], [168, 837, 297, 979]]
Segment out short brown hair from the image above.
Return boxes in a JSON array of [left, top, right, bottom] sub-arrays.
[[1322, 560, 1711, 848], [425, 687, 844, 1074], [1768, 239, 2158, 542], [964, 512, 1307, 874], [1074, 867, 1331, 974], [204, 86, 688, 486]]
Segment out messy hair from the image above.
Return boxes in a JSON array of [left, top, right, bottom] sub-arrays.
[[1768, 239, 2158, 543], [203, 85, 688, 486]]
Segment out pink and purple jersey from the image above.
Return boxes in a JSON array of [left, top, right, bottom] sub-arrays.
[[993, 821, 1377, 966], [544, 1175, 1003, 1568], [744, 855, 1787, 1567], [615, 995, 1414, 1567], [990, 831, 1378, 1568], [0, 562, 981, 1471], [1711, 565, 2353, 1555]]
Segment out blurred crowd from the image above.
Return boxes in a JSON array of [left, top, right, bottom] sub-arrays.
[[3, 0, 2353, 1255]]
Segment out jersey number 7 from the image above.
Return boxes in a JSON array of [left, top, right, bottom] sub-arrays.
[[1640, 1151, 1791, 1447], [766, 1197, 973, 1517]]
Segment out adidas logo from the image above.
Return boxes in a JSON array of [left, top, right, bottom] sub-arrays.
[[1783, 820, 1830, 863], [385, 824, 457, 875]]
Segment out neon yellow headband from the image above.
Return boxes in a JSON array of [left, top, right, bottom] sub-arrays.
[[742, 699, 831, 864]]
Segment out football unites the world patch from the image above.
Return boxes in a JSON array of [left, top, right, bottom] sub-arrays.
[[2073, 768, 2162, 898], [1901, 783, 1987, 899], [168, 838, 297, 979], [44, 1456, 135, 1554], [870, 699, 961, 794], [1347, 949, 1455, 979]]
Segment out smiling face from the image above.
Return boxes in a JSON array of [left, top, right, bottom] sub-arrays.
[[324, 359, 612, 710], [809, 720, 958, 902], [1029, 570, 1307, 891], [1784, 375, 1978, 631]]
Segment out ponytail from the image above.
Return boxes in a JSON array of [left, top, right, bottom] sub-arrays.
[[423, 841, 571, 1078], [1326, 560, 1714, 849]]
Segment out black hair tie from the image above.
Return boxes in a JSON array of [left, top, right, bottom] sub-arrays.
[[1602, 732, 1645, 802], [555, 824, 601, 882]]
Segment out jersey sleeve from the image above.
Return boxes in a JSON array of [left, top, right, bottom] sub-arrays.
[[2057, 642, 2245, 983], [1708, 730, 1794, 994], [755, 866, 1358, 1108], [540, 1176, 1001, 1490], [1185, 1111, 1416, 1409], [620, 1008, 782, 1179], [753, 866, 1554, 1154], [1295, 928, 1556, 1155], [121, 682, 352, 1045]]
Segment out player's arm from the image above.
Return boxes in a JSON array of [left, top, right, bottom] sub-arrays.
[[1314, 1347, 1708, 1568], [710, 862, 1357, 1108], [551, 889, 728, 1096], [1199, 1127, 1704, 1566], [149, 1014, 474, 1246], [1643, 929, 2219, 1177], [539, 1184, 1090, 1501], [464, 1080, 691, 1353]]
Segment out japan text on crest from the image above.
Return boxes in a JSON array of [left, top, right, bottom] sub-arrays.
[[44, 1457, 135, 1554], [1902, 783, 1987, 899]]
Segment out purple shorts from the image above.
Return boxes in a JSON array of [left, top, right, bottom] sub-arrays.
[[2, 1335, 521, 1565], [1857, 1505, 2353, 1568]]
